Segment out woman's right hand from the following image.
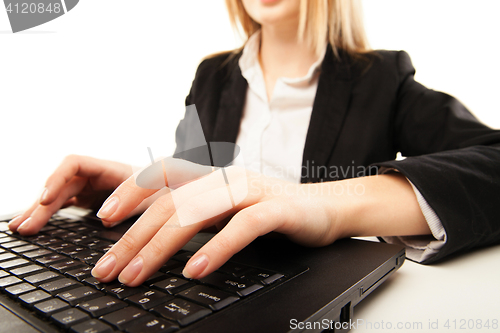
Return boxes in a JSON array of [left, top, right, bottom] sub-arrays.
[[8, 155, 133, 235]]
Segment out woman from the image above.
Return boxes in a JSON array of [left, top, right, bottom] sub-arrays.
[[8, 0, 500, 287]]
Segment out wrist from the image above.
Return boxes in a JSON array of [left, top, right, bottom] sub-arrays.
[[330, 174, 430, 239]]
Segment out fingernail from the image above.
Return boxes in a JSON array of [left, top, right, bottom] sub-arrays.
[[97, 197, 119, 219], [118, 256, 143, 284], [92, 253, 116, 279], [17, 217, 32, 232], [183, 254, 209, 279], [39, 188, 48, 204]]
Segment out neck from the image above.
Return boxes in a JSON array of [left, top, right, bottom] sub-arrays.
[[259, 25, 319, 101]]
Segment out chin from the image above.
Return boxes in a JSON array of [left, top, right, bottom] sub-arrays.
[[242, 0, 301, 26]]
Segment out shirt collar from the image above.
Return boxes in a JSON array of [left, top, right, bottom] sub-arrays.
[[238, 30, 326, 88]]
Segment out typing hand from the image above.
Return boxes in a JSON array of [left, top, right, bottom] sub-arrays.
[[8, 155, 133, 235], [90, 164, 341, 286]]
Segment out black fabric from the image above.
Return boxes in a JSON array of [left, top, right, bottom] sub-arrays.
[[175, 46, 500, 264]]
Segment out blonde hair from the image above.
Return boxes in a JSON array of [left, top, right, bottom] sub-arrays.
[[225, 0, 370, 57]]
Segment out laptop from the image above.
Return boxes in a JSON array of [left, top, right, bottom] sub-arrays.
[[0, 206, 405, 333]]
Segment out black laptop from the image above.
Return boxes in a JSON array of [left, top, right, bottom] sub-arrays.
[[0, 207, 404, 333]]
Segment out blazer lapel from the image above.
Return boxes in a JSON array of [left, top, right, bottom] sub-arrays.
[[301, 47, 354, 183], [211, 56, 248, 145]]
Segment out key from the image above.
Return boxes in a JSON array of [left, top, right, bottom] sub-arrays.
[[18, 290, 51, 306], [126, 289, 173, 310], [178, 285, 239, 311], [51, 308, 90, 329], [10, 264, 46, 278], [57, 286, 103, 306], [24, 271, 62, 285], [70, 319, 114, 333], [0, 275, 22, 288], [57, 220, 80, 228], [152, 276, 193, 295], [217, 262, 252, 277], [69, 226, 99, 235], [144, 271, 168, 284], [77, 295, 127, 317], [36, 254, 69, 266], [166, 266, 186, 277], [127, 317, 179, 333], [39, 278, 82, 295], [26, 234, 51, 243], [39, 225, 57, 232], [22, 248, 53, 259], [103, 282, 147, 300], [73, 250, 102, 264], [85, 257, 101, 265], [241, 269, 284, 285], [171, 252, 194, 263], [37, 238, 62, 246], [50, 259, 84, 273], [93, 243, 113, 253], [64, 235, 91, 244], [60, 231, 80, 239], [101, 306, 151, 330], [11, 244, 40, 253], [1, 240, 29, 249], [82, 276, 105, 290], [65, 265, 93, 281], [43, 228, 67, 237], [0, 269, 10, 278], [48, 242, 75, 252], [79, 239, 111, 248], [60, 246, 88, 257], [51, 230, 77, 238], [34, 298, 70, 317], [200, 272, 263, 296], [47, 221, 65, 226], [0, 253, 17, 262], [152, 298, 211, 326], [0, 258, 29, 270], [159, 260, 182, 273], [0, 236, 17, 244], [5, 282, 36, 296]]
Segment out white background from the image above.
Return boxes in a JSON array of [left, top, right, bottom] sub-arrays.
[[1, 0, 499, 214]]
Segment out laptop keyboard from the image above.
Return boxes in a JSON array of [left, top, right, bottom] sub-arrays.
[[0, 214, 293, 332]]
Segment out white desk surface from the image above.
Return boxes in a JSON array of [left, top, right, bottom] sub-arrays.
[[353, 240, 500, 333]]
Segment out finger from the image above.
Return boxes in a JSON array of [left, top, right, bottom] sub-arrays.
[[116, 185, 241, 286], [135, 157, 214, 190], [40, 155, 107, 205], [98, 165, 234, 225], [8, 199, 40, 231], [15, 177, 88, 235], [182, 200, 291, 279], [122, 187, 170, 222], [91, 192, 186, 283], [95, 174, 161, 224]]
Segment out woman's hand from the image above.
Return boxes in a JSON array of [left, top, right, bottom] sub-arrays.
[[90, 164, 431, 287], [8, 155, 133, 235]]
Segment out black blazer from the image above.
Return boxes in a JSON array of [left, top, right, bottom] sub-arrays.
[[175, 46, 500, 264]]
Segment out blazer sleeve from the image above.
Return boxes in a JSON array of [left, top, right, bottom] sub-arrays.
[[376, 51, 500, 264]]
